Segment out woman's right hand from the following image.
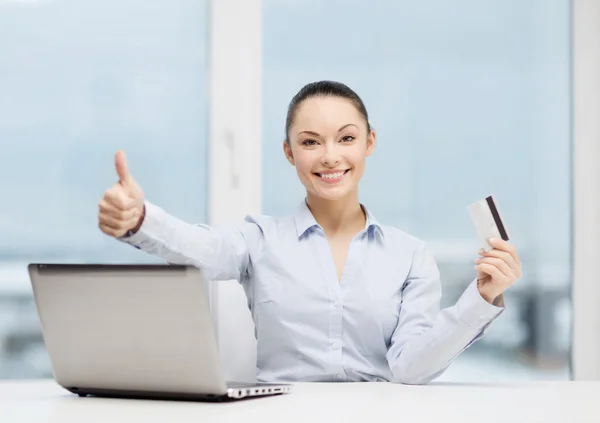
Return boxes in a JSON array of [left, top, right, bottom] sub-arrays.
[[98, 150, 146, 238]]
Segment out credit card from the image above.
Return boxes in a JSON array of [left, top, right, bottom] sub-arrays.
[[468, 195, 509, 251]]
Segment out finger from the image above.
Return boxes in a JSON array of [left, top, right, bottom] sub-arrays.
[[99, 223, 120, 237], [98, 199, 140, 221], [99, 223, 128, 238], [476, 257, 515, 279], [488, 238, 520, 264], [98, 213, 139, 232], [115, 150, 133, 185], [103, 188, 137, 211], [475, 263, 511, 284], [478, 248, 519, 271], [98, 214, 122, 230]]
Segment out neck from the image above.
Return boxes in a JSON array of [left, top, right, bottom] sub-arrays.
[[305, 191, 366, 237]]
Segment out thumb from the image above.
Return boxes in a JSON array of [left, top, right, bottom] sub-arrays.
[[115, 150, 133, 185]]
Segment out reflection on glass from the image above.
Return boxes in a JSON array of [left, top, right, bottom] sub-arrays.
[[0, 0, 208, 378]]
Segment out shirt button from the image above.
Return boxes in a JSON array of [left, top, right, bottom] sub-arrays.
[[333, 301, 341, 308], [332, 342, 341, 350]]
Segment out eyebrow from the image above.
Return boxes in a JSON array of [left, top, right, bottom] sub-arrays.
[[297, 124, 358, 137]]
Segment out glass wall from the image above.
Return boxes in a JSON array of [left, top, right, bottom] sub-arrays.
[[262, 0, 571, 381], [0, 0, 209, 378], [0, 0, 572, 383]]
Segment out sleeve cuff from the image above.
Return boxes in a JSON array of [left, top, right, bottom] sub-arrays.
[[118, 201, 162, 249], [455, 279, 504, 331]]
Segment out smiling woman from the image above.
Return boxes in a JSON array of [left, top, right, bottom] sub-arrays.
[[282, 81, 376, 205], [261, 0, 572, 383], [110, 78, 521, 384]]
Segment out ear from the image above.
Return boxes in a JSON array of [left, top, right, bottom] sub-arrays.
[[283, 141, 295, 165], [365, 129, 376, 157]]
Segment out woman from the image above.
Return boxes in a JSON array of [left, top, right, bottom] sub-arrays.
[[98, 80, 522, 384]]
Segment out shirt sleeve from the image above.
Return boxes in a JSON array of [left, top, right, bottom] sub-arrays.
[[118, 200, 262, 283], [386, 241, 504, 385]]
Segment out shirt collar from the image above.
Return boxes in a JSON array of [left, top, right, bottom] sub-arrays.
[[294, 199, 384, 238]]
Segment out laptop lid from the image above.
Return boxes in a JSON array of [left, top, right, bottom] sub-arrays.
[[28, 263, 229, 396]]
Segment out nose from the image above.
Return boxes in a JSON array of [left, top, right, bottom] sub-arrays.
[[320, 143, 341, 167]]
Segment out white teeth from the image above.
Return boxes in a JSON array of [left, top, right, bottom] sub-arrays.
[[320, 171, 345, 180]]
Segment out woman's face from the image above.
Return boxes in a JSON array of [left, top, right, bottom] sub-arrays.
[[284, 96, 376, 202]]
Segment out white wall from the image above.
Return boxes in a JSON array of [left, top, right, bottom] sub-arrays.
[[208, 0, 262, 382], [573, 0, 600, 381]]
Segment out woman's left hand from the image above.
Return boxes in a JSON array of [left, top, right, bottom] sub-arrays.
[[475, 238, 522, 304]]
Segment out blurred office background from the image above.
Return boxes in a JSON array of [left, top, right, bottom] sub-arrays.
[[0, 0, 571, 382]]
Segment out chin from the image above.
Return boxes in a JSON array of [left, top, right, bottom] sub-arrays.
[[311, 186, 355, 201]]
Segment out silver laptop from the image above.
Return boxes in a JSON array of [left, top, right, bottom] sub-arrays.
[[28, 263, 291, 401]]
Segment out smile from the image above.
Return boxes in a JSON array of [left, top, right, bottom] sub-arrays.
[[314, 169, 350, 183]]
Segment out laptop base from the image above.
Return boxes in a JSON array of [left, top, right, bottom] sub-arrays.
[[66, 382, 291, 402]]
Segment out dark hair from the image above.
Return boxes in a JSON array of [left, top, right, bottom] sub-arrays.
[[285, 80, 371, 144]]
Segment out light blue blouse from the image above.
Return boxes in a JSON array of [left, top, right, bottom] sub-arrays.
[[122, 199, 503, 384]]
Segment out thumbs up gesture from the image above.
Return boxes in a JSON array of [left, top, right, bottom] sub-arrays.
[[98, 151, 146, 238]]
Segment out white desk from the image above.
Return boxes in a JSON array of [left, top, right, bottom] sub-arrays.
[[1, 379, 599, 423]]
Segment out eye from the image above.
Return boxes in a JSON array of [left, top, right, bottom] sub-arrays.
[[341, 135, 355, 143], [302, 139, 318, 146]]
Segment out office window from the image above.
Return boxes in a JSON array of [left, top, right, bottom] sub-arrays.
[[262, 0, 571, 381], [0, 0, 209, 378]]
